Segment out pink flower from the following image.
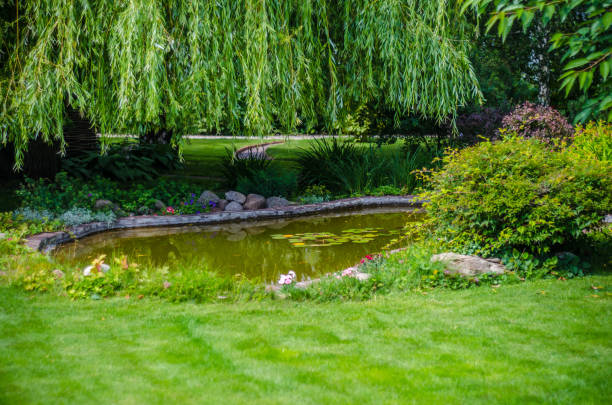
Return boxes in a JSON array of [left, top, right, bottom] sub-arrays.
[[163, 281, 171, 289], [365, 255, 373, 261], [166, 207, 175, 214], [360, 259, 365, 264], [278, 271, 297, 285]]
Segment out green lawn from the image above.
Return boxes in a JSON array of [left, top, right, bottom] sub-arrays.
[[1, 276, 610, 404]]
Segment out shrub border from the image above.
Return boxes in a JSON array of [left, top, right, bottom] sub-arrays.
[[26, 196, 423, 252]]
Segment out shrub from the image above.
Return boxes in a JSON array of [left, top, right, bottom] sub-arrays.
[[57, 208, 116, 227], [219, 146, 271, 188], [236, 168, 298, 198], [296, 138, 359, 191], [454, 107, 504, 144], [570, 121, 612, 162], [16, 172, 202, 215], [419, 134, 612, 261], [62, 141, 183, 181], [296, 138, 438, 195], [501, 102, 573, 142]]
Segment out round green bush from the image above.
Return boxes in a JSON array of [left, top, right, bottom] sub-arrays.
[[420, 134, 612, 257]]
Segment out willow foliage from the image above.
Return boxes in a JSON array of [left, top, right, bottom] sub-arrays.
[[1, 0, 481, 167]]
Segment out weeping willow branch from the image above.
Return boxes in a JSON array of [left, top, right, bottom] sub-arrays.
[[0, 0, 482, 169]]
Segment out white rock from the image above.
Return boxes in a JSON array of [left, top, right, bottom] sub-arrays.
[[431, 253, 506, 277], [83, 264, 110, 276]]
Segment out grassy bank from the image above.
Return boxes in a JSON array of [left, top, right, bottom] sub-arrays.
[[1, 276, 610, 404]]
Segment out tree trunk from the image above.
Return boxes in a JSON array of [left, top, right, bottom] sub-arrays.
[[534, 23, 551, 106]]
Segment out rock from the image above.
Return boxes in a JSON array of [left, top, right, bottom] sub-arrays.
[[153, 200, 166, 211], [83, 263, 110, 276], [431, 253, 506, 277], [94, 199, 114, 210], [217, 199, 229, 210], [266, 196, 290, 208], [138, 206, 150, 215], [354, 272, 371, 281], [52, 269, 65, 279], [224, 201, 244, 211], [486, 257, 502, 264], [225, 190, 246, 204], [197, 190, 220, 206], [243, 194, 266, 210]]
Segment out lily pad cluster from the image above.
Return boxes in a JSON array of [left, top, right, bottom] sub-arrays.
[[271, 227, 402, 247]]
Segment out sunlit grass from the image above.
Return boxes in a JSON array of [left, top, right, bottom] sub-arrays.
[[1, 275, 610, 404]]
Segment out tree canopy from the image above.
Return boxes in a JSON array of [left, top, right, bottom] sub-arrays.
[[460, 0, 612, 122], [1, 0, 481, 168]]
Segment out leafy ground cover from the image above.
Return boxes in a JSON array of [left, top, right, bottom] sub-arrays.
[[1, 276, 610, 404]]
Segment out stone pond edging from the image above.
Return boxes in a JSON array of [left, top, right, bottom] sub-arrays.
[[26, 196, 424, 252]]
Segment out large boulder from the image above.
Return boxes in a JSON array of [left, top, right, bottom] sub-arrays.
[[217, 199, 229, 211], [197, 190, 220, 206], [243, 194, 266, 210], [431, 253, 506, 277], [225, 191, 246, 204], [224, 201, 244, 211], [266, 196, 290, 208]]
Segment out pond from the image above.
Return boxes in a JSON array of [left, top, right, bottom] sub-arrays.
[[53, 208, 418, 282]]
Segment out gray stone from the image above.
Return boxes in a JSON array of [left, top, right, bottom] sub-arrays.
[[154, 200, 166, 211], [83, 263, 110, 276], [224, 201, 244, 211], [94, 199, 114, 210], [225, 190, 246, 204], [266, 196, 290, 208], [243, 194, 266, 210], [217, 199, 229, 210], [431, 253, 506, 277], [197, 190, 220, 206]]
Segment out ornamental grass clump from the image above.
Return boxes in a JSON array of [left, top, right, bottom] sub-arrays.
[[419, 134, 612, 263]]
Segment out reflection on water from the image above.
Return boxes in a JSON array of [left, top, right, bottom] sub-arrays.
[[53, 208, 418, 282]]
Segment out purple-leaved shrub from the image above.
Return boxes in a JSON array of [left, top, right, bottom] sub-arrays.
[[501, 102, 573, 142]]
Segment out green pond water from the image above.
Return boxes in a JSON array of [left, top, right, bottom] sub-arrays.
[[53, 208, 416, 282]]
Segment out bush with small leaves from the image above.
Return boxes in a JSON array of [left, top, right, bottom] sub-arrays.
[[501, 102, 573, 142], [419, 134, 611, 264]]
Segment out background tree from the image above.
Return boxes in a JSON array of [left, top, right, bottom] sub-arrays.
[[461, 0, 612, 122], [0, 0, 482, 169]]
